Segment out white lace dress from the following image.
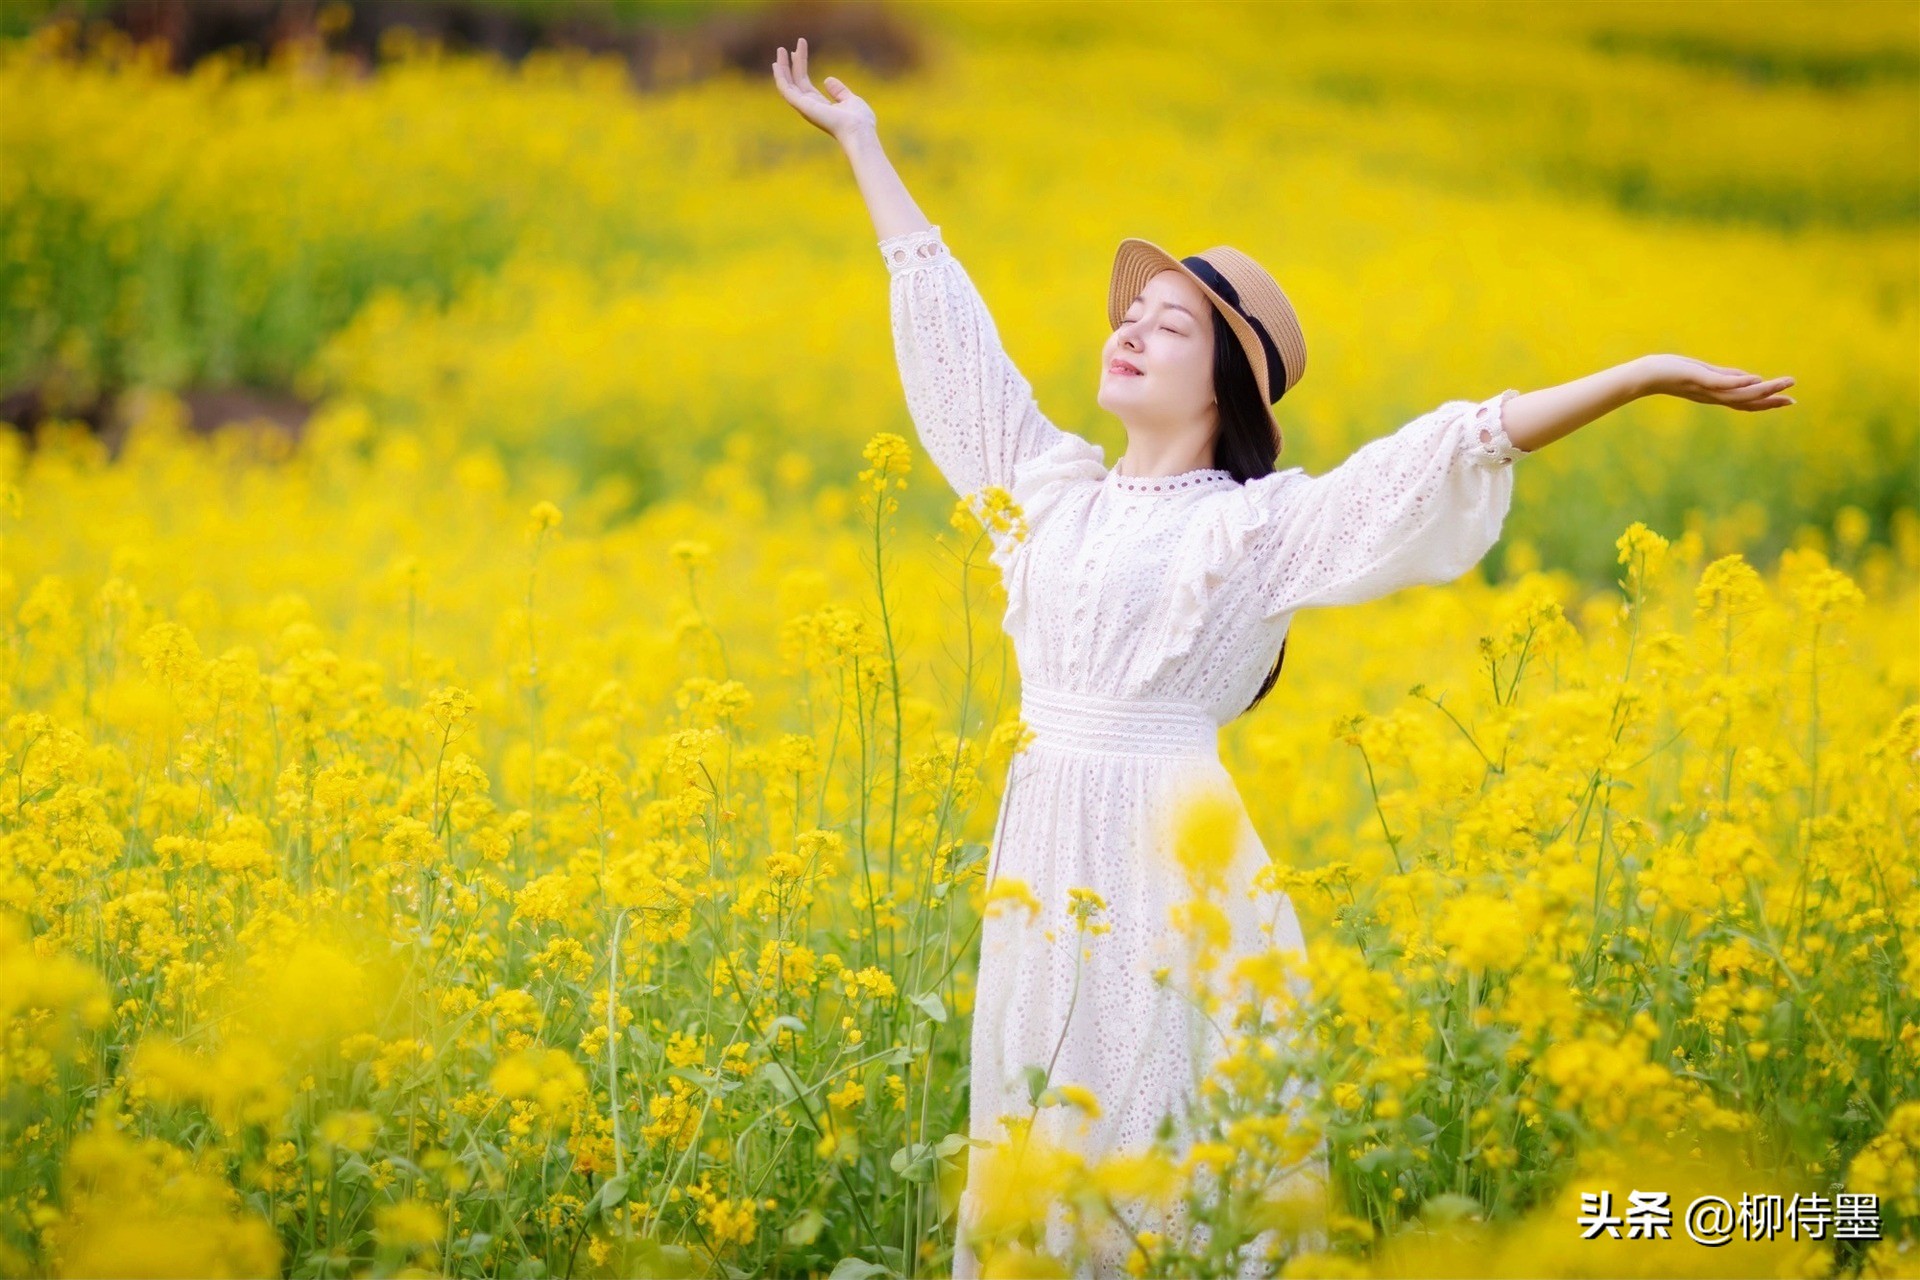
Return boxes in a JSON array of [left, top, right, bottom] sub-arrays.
[[877, 224, 1527, 1279]]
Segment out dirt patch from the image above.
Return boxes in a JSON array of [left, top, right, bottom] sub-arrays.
[[58, 0, 922, 89], [1, 382, 314, 461]]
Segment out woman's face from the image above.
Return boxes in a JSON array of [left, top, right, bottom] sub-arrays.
[[1097, 268, 1217, 429]]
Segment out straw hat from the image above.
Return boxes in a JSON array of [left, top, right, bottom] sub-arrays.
[[1107, 237, 1307, 452]]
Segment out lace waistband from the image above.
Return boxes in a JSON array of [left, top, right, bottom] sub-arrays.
[[1019, 683, 1220, 759]]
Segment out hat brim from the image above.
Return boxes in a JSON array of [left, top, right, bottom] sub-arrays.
[[1108, 237, 1282, 455]]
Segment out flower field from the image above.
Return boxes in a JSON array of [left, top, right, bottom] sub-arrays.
[[0, 3, 1915, 1277]]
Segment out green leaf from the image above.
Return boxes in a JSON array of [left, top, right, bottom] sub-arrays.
[[1354, 1144, 1403, 1173], [784, 1207, 826, 1245], [890, 1142, 936, 1182], [665, 1065, 722, 1096], [622, 1238, 701, 1278], [762, 1014, 807, 1047], [827, 1258, 893, 1280], [934, 1132, 975, 1158], [296, 1247, 354, 1279], [757, 1060, 802, 1104], [1023, 1065, 1049, 1107], [909, 991, 948, 1024], [450, 1232, 493, 1257], [382, 1154, 425, 1179], [590, 1173, 631, 1218], [334, 1155, 374, 1183]]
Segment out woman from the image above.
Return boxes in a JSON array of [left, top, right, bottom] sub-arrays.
[[773, 37, 1796, 1279]]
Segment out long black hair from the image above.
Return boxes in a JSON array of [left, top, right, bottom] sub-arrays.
[[1206, 305, 1288, 717]]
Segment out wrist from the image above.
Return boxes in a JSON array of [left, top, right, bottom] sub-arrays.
[[839, 125, 883, 160], [1625, 354, 1662, 400]]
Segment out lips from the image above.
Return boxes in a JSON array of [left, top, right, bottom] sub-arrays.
[[1108, 359, 1143, 376]]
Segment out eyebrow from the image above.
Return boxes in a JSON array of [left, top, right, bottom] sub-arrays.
[[1128, 295, 1198, 319]]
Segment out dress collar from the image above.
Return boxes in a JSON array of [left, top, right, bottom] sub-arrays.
[[1104, 467, 1236, 495]]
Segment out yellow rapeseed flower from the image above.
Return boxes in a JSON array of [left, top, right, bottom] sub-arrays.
[[984, 876, 1042, 921], [373, 1198, 442, 1250], [858, 432, 912, 493], [1168, 780, 1241, 896]]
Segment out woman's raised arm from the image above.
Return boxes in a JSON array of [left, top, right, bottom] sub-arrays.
[[1234, 355, 1796, 617], [773, 38, 926, 242], [1499, 355, 1795, 454], [772, 38, 1080, 500]]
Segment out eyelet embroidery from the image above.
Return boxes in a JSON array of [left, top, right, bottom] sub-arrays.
[[1106, 468, 1236, 494], [879, 224, 951, 274], [1465, 389, 1526, 465]]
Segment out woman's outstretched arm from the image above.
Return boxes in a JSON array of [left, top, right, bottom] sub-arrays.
[[1501, 355, 1796, 453], [772, 37, 927, 241], [772, 37, 1088, 501], [1233, 354, 1797, 616]]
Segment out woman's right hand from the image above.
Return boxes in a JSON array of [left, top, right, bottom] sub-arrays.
[[772, 37, 877, 145]]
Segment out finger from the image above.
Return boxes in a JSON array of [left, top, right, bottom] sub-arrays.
[[1720, 377, 1793, 405], [773, 52, 800, 100], [794, 43, 825, 97], [774, 47, 819, 105], [795, 36, 820, 95], [824, 74, 847, 99]]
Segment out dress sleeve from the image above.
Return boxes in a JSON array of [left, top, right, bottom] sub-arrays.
[[878, 224, 1074, 499], [1246, 389, 1530, 616]]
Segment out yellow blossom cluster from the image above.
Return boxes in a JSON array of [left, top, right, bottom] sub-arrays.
[[0, 4, 1913, 1276]]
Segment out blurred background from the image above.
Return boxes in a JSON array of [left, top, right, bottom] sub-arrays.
[[2, 0, 1914, 582], [2, 5, 1917, 1277]]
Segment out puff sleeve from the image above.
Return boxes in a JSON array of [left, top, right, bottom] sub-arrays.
[[1246, 389, 1530, 616], [879, 224, 1077, 500]]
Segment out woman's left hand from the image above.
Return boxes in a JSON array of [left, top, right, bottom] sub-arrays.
[[1636, 354, 1796, 409]]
